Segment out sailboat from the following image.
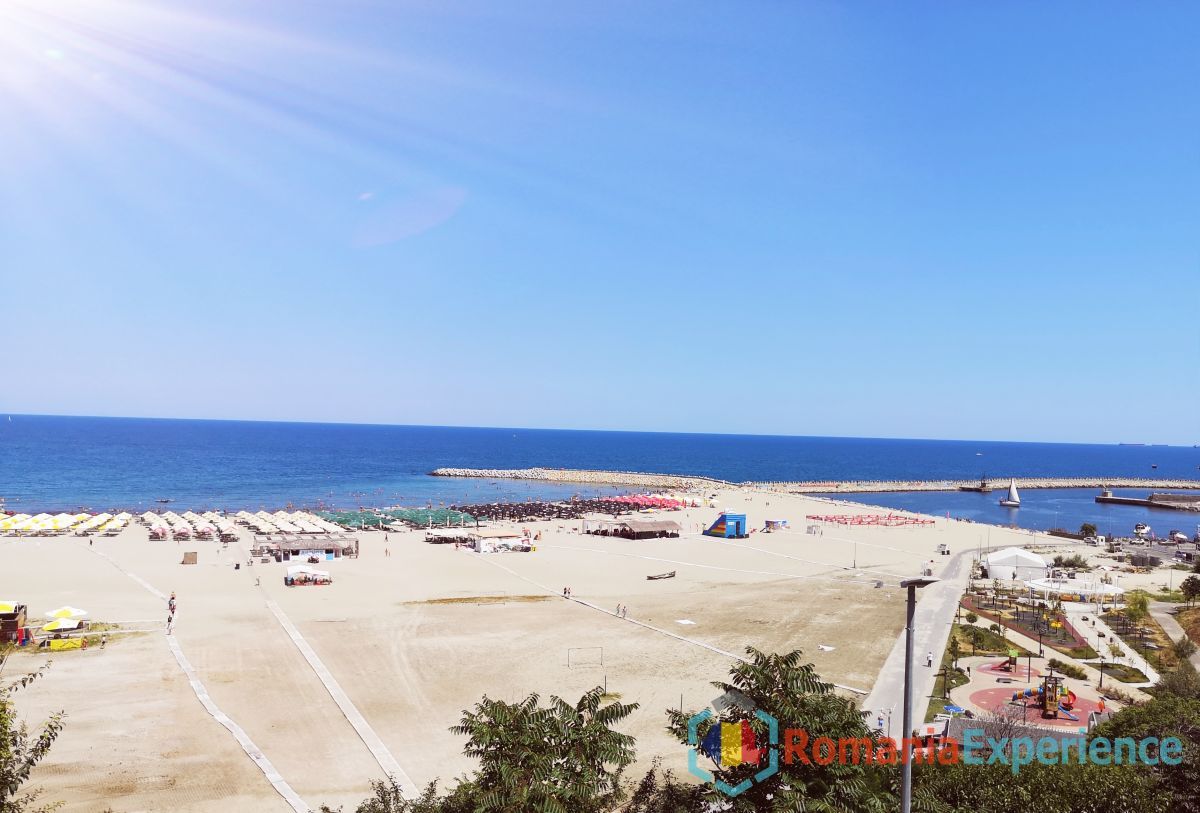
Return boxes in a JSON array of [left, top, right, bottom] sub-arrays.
[[999, 479, 1021, 508]]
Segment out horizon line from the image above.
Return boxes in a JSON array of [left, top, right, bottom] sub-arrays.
[[2, 411, 1193, 449]]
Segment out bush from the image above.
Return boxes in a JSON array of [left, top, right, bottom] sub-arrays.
[[1048, 659, 1088, 680]]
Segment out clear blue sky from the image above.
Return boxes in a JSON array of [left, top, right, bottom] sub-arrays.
[[1, 1, 1197, 443]]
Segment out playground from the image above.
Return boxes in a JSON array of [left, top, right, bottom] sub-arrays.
[[948, 655, 1112, 729]]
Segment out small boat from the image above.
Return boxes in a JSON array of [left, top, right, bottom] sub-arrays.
[[998, 479, 1020, 508], [1134, 523, 1151, 539], [156, 498, 173, 504], [646, 570, 676, 580]]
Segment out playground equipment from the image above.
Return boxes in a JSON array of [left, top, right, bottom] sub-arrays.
[[998, 650, 1019, 672], [1010, 674, 1077, 720], [704, 513, 748, 539]]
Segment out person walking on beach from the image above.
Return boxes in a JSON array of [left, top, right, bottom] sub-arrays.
[[615, 604, 622, 616], [926, 651, 933, 668], [621, 606, 628, 618], [100, 633, 107, 649]]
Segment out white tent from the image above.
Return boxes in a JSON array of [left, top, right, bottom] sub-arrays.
[[987, 547, 1047, 581]]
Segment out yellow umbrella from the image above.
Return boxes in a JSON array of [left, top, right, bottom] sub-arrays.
[[44, 606, 88, 619], [42, 618, 81, 632], [0, 600, 19, 613]]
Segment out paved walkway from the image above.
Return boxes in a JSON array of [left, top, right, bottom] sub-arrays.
[[861, 551, 972, 737], [1150, 601, 1200, 670]]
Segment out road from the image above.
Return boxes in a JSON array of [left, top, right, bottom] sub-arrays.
[[861, 551, 973, 739]]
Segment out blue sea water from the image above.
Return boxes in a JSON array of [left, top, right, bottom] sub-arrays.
[[820, 488, 1200, 539], [1, 415, 1198, 531]]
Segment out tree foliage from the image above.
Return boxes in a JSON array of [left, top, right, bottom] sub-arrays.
[[1091, 695, 1200, 813], [1, 649, 65, 813], [913, 760, 1168, 813], [448, 687, 637, 813], [665, 647, 895, 812], [1181, 575, 1200, 608]]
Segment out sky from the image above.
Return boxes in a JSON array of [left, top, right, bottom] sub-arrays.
[[1, 0, 1197, 444]]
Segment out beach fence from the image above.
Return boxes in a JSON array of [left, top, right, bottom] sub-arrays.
[[567, 646, 604, 667]]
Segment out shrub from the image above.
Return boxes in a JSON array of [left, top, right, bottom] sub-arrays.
[[1048, 659, 1088, 680]]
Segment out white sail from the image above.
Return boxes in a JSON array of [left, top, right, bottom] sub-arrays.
[[1006, 479, 1020, 504]]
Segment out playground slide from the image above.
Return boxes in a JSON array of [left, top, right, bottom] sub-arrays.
[[1057, 704, 1079, 721]]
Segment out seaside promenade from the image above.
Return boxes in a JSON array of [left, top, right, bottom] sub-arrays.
[[861, 550, 973, 737], [431, 467, 1200, 494]]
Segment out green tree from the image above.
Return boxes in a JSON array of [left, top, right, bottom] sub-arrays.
[[915, 760, 1167, 813], [448, 687, 638, 813], [1, 649, 65, 813], [964, 612, 978, 625], [1080, 522, 1098, 538], [1125, 592, 1151, 646], [1092, 696, 1200, 812], [1156, 659, 1200, 701], [1181, 576, 1200, 608], [948, 636, 961, 670], [665, 648, 895, 812], [623, 761, 705, 813]]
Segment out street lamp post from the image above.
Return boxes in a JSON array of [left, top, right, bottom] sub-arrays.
[[900, 576, 939, 813]]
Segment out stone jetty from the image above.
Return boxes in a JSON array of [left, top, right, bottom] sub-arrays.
[[431, 467, 1200, 494], [429, 467, 729, 490]]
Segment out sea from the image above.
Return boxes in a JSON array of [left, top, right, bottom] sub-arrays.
[[2, 415, 1198, 535]]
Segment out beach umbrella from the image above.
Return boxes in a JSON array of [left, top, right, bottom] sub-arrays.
[[0, 600, 19, 613], [0, 514, 30, 529], [44, 605, 88, 619], [42, 618, 82, 632]]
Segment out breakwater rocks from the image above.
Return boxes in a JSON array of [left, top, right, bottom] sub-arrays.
[[430, 467, 728, 490], [431, 468, 1200, 495]]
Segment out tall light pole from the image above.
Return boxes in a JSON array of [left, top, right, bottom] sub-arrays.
[[900, 576, 939, 813]]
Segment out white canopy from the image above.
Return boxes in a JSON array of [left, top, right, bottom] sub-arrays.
[[287, 565, 329, 578], [987, 547, 1047, 581], [1026, 577, 1125, 599]]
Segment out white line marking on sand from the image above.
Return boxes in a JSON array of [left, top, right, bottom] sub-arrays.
[[85, 546, 308, 812], [264, 600, 420, 798]]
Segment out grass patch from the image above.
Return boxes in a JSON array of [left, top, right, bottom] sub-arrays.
[[1097, 663, 1149, 684], [953, 624, 1031, 658], [409, 595, 554, 606], [926, 626, 974, 721], [1145, 589, 1185, 604], [1102, 608, 1181, 672], [1067, 646, 1099, 660], [1177, 607, 1200, 646]]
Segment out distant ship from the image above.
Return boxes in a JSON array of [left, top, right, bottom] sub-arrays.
[[1134, 523, 1152, 539], [999, 479, 1021, 508]]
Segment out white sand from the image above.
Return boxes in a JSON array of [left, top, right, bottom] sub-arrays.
[[6, 487, 1061, 811]]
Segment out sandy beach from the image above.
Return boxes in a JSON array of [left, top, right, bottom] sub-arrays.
[[7, 487, 1083, 811]]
